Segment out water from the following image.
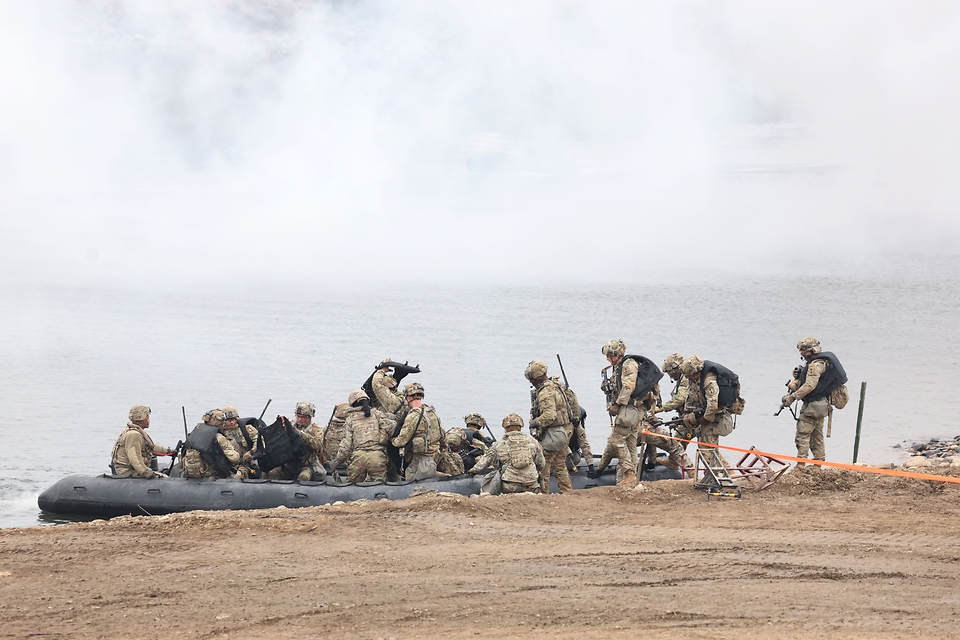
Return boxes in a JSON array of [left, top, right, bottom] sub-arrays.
[[2, 271, 959, 528]]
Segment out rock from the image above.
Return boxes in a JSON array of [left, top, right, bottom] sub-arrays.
[[904, 456, 933, 468]]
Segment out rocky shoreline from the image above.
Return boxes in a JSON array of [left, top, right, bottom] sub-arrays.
[[898, 436, 960, 469]]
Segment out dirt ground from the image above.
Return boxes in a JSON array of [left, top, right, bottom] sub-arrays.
[[3, 467, 960, 639]]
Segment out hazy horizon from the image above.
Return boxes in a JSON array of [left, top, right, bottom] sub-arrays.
[[3, 1, 959, 289]]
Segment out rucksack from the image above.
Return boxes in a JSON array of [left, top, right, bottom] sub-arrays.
[[254, 416, 308, 472]]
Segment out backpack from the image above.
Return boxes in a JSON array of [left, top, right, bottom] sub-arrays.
[[254, 416, 308, 472], [505, 435, 534, 469], [829, 384, 850, 409], [702, 360, 745, 415]]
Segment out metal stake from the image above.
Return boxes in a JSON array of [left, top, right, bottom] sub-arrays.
[[853, 381, 867, 463]]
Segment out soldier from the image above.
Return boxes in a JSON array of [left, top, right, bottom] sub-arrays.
[[370, 361, 404, 415], [595, 340, 661, 485], [267, 402, 327, 481], [446, 419, 489, 472], [182, 409, 241, 479], [331, 390, 397, 482], [470, 413, 545, 494], [782, 337, 848, 465], [679, 356, 741, 467], [549, 375, 593, 474], [525, 360, 573, 494], [220, 405, 259, 478], [391, 382, 443, 480], [318, 401, 351, 468], [463, 413, 493, 445], [654, 353, 688, 417], [111, 405, 172, 478]]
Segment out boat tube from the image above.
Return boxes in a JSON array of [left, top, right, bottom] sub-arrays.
[[38, 463, 682, 518]]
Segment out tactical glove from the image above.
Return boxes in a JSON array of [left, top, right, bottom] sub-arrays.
[[782, 394, 795, 407], [682, 413, 698, 429], [241, 451, 253, 464], [607, 403, 620, 416]]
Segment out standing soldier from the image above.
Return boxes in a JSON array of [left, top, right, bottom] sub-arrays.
[[331, 390, 397, 482], [391, 382, 443, 480], [781, 337, 848, 465], [525, 361, 573, 494], [221, 405, 259, 478], [678, 356, 743, 467], [182, 409, 241, 479], [654, 353, 689, 418], [470, 413, 546, 494], [597, 340, 662, 485], [111, 405, 172, 478]]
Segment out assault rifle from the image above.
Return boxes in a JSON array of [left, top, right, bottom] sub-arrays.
[[600, 366, 616, 427], [657, 409, 704, 440], [163, 440, 184, 476], [774, 366, 802, 418]]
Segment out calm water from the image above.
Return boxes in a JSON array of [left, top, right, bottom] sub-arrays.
[[2, 272, 958, 528]]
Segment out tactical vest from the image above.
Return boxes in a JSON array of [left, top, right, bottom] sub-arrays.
[[799, 351, 848, 401], [255, 417, 308, 472], [349, 411, 388, 452], [700, 361, 740, 409], [185, 424, 235, 478], [616, 355, 664, 401]]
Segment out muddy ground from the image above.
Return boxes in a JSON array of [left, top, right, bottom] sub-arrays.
[[2, 467, 960, 639]]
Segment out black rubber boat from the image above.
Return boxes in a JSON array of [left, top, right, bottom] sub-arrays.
[[38, 463, 681, 518]]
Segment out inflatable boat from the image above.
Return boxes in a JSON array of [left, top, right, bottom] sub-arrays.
[[38, 463, 682, 518]]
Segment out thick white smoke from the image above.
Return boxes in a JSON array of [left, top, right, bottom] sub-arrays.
[[2, 1, 959, 289]]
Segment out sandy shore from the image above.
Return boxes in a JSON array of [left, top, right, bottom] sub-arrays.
[[2, 467, 960, 639]]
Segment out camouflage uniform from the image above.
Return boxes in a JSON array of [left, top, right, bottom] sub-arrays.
[[182, 410, 242, 479], [221, 406, 259, 478], [527, 362, 573, 494], [266, 402, 326, 481], [472, 415, 545, 494], [370, 370, 404, 414], [680, 357, 734, 467], [111, 406, 170, 478], [319, 402, 350, 465], [784, 338, 831, 461], [446, 426, 488, 471], [391, 388, 443, 481], [333, 398, 397, 483]]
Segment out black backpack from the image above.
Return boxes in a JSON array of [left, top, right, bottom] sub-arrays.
[[254, 416, 308, 472]]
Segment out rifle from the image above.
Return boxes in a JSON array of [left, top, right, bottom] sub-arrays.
[[163, 440, 183, 476], [258, 398, 272, 423], [601, 366, 616, 427], [182, 406, 189, 441], [774, 368, 801, 418]]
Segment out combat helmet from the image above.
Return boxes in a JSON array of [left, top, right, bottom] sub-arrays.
[[602, 339, 626, 358], [403, 382, 425, 398], [502, 413, 524, 429], [203, 409, 226, 427], [679, 355, 704, 377], [295, 402, 316, 417], [464, 412, 486, 429], [129, 405, 151, 422], [797, 336, 822, 355], [221, 405, 239, 420], [662, 353, 684, 373], [348, 390, 369, 406], [524, 361, 548, 382]]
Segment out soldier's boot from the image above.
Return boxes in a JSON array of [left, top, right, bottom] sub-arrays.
[[617, 469, 639, 487]]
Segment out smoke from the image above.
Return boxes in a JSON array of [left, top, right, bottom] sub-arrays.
[[2, 1, 959, 289]]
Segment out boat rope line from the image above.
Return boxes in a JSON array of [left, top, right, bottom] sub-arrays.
[[640, 429, 960, 485]]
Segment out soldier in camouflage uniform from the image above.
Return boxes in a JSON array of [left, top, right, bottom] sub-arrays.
[[594, 340, 660, 485], [654, 354, 689, 418], [470, 413, 545, 494], [111, 405, 172, 478], [331, 390, 397, 482], [370, 363, 404, 415], [391, 382, 443, 480], [319, 401, 350, 468], [266, 402, 327, 481], [782, 337, 843, 464], [679, 356, 734, 467], [446, 419, 489, 472], [182, 409, 241, 479], [526, 361, 573, 494], [220, 405, 259, 478]]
